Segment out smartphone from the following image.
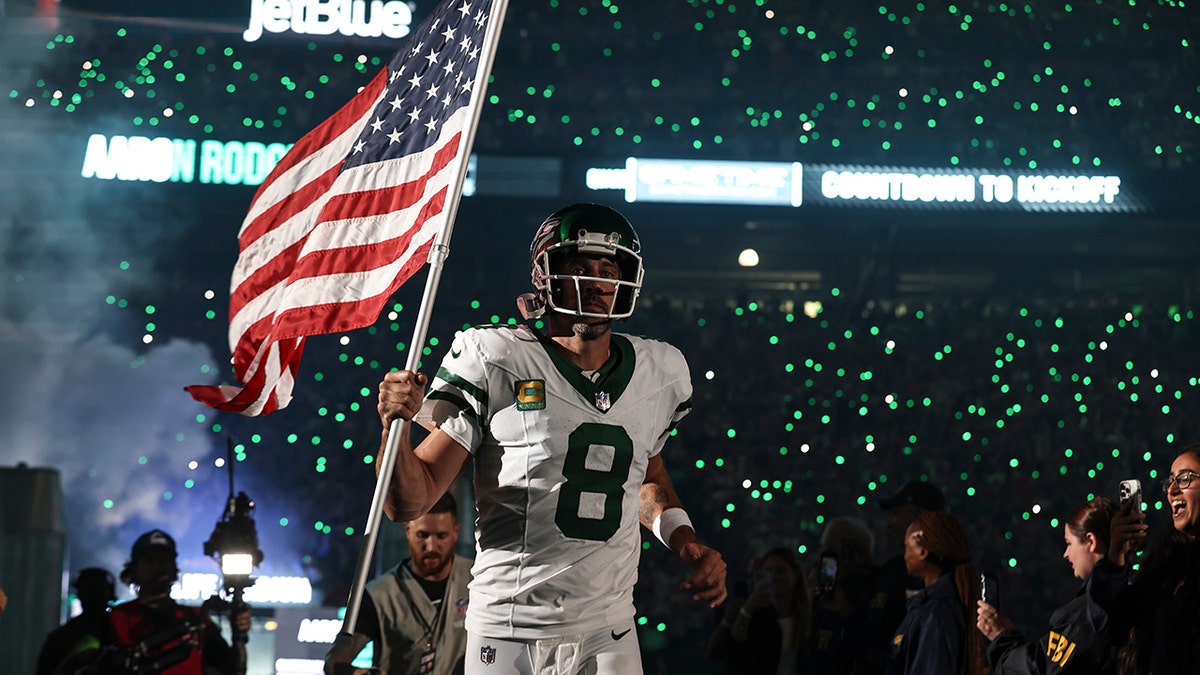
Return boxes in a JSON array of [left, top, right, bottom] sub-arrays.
[[980, 572, 999, 606], [1119, 479, 1144, 513], [817, 554, 838, 597]]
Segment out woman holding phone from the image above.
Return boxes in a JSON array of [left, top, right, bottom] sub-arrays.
[[1111, 444, 1200, 674], [976, 496, 1142, 674], [708, 547, 811, 674], [888, 511, 986, 675]]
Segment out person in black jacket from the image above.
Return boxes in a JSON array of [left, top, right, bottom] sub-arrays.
[[804, 517, 880, 675], [888, 511, 986, 675], [709, 547, 811, 674], [35, 567, 116, 675], [874, 480, 948, 646], [975, 496, 1143, 674], [1112, 445, 1200, 675]]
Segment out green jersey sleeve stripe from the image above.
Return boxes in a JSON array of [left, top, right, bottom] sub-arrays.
[[436, 366, 490, 408], [426, 391, 484, 429]]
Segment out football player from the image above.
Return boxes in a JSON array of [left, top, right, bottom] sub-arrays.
[[376, 203, 727, 675]]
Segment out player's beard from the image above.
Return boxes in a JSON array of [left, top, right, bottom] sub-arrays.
[[572, 319, 612, 340]]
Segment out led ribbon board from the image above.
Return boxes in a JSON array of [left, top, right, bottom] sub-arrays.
[[81, 134, 293, 186], [586, 157, 1141, 213]]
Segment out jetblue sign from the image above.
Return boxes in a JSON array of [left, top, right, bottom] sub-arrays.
[[244, 0, 415, 42]]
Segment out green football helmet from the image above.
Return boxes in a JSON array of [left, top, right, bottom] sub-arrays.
[[527, 203, 644, 320]]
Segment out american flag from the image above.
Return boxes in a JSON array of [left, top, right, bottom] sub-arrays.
[[187, 0, 504, 416]]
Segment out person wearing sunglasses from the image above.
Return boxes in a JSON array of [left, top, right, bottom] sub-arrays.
[[1109, 444, 1200, 674]]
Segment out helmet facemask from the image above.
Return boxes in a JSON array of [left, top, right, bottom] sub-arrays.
[[532, 230, 643, 320]]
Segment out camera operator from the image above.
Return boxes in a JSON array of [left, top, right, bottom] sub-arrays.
[[97, 529, 251, 675]]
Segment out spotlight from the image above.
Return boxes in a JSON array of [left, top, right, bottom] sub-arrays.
[[202, 440, 264, 675]]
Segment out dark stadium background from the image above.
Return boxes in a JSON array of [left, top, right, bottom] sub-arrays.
[[2, 0, 1198, 671]]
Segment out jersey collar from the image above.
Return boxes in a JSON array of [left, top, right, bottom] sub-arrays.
[[535, 331, 635, 413]]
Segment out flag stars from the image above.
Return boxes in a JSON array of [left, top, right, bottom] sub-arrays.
[[342, 0, 491, 168]]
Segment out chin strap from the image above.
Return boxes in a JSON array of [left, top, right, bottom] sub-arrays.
[[516, 292, 545, 320]]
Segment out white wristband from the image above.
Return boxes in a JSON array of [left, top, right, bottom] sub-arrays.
[[652, 507, 694, 548]]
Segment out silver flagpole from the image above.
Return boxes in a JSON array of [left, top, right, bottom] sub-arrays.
[[334, 0, 511, 647]]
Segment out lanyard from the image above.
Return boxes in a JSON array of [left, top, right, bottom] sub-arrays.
[[396, 561, 451, 648]]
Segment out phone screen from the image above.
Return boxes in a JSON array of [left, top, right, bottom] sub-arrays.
[[980, 573, 999, 605], [818, 555, 837, 596]]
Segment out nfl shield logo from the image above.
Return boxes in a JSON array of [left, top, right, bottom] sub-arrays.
[[480, 645, 496, 665], [594, 391, 611, 412]]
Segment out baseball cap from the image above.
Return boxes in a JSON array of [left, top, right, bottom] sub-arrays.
[[131, 529, 177, 560], [879, 480, 946, 512]]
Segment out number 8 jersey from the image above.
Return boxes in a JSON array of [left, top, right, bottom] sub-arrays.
[[415, 324, 693, 639]]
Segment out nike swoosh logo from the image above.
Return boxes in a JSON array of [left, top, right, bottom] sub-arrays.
[[611, 628, 631, 641], [451, 347, 462, 358]]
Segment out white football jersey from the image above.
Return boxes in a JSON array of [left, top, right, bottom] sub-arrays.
[[416, 324, 692, 639]]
